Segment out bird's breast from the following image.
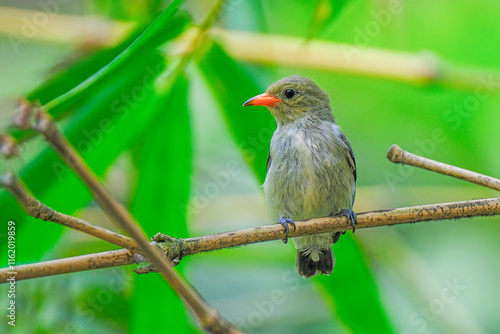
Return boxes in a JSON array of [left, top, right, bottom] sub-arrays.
[[264, 125, 352, 221]]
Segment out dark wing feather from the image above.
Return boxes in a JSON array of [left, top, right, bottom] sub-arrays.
[[266, 152, 272, 173], [338, 133, 356, 181]]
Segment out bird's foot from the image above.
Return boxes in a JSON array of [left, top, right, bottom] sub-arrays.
[[277, 217, 296, 244], [339, 209, 357, 233]]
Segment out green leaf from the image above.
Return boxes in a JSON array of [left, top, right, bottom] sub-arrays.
[[0, 53, 166, 263], [128, 76, 196, 333], [1, 0, 190, 263], [91, 0, 166, 20], [197, 42, 396, 333], [316, 235, 396, 333], [41, 0, 186, 113], [197, 42, 275, 182], [9, 0, 188, 143], [306, 0, 354, 39]]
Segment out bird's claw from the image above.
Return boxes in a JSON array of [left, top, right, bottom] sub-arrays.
[[339, 209, 357, 233], [277, 217, 296, 244]]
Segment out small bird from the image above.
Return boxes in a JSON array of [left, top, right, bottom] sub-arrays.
[[243, 75, 357, 278]]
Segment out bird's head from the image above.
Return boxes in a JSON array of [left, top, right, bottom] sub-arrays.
[[243, 75, 333, 125]]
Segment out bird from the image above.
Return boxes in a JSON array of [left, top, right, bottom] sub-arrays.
[[243, 75, 357, 278]]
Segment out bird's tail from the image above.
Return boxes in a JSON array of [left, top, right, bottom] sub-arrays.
[[296, 248, 334, 279]]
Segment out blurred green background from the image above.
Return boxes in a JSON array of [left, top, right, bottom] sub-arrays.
[[0, 0, 499, 333]]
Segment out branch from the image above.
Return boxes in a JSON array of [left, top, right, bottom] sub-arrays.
[[0, 172, 140, 251], [3, 5, 499, 94], [31, 101, 240, 334], [0, 5, 133, 46], [1, 197, 498, 282], [387, 144, 500, 191], [0, 249, 136, 281], [11, 4, 243, 334], [172, 198, 500, 256], [188, 29, 500, 93]]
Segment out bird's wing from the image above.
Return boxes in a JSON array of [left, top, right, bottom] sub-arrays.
[[338, 133, 356, 181], [266, 152, 272, 173]]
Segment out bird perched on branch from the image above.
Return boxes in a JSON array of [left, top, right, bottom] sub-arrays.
[[243, 75, 357, 278]]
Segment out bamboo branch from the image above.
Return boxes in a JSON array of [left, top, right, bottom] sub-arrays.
[[387, 144, 500, 191], [0, 249, 136, 282], [205, 29, 500, 92], [1, 197, 498, 283], [6, 11, 500, 150], [31, 100, 241, 334], [165, 197, 500, 256], [2, 6, 500, 95], [0, 6, 133, 46], [0, 172, 140, 251], [12, 4, 243, 334]]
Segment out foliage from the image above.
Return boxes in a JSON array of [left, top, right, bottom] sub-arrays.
[[1, 0, 499, 333]]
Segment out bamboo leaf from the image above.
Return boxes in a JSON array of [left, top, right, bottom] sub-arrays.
[[129, 76, 196, 333], [41, 0, 186, 113], [306, 0, 354, 39], [316, 235, 396, 333], [9, 0, 188, 143], [0, 54, 166, 263], [1, 0, 190, 263], [197, 42, 274, 182]]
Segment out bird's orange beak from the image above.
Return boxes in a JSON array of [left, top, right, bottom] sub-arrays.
[[243, 93, 281, 107]]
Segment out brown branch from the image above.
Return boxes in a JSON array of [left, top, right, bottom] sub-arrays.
[[387, 144, 500, 191], [28, 101, 241, 334], [0, 172, 140, 251], [12, 3, 242, 333], [203, 29, 500, 93], [4, 4, 500, 95], [2, 197, 498, 283], [1, 249, 136, 281], [171, 197, 500, 256]]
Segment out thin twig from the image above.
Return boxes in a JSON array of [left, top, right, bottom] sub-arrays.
[[0, 172, 139, 251], [168, 197, 500, 256], [30, 85, 240, 334], [15, 5, 242, 334], [1, 197, 498, 283], [387, 144, 500, 191], [204, 29, 500, 92], [3, 5, 500, 94], [0, 249, 137, 281], [0, 5, 133, 46]]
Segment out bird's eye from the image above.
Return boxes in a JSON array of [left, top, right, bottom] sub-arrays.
[[284, 89, 296, 99]]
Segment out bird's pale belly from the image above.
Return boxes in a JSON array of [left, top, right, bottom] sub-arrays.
[[264, 156, 352, 222]]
